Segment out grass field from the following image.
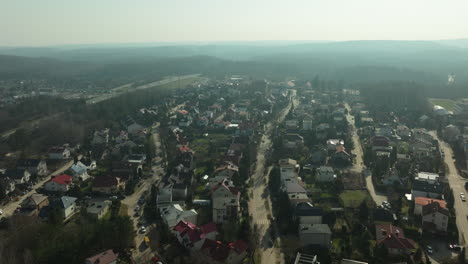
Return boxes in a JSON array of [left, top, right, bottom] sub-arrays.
[[339, 190, 369, 208], [429, 98, 457, 112]]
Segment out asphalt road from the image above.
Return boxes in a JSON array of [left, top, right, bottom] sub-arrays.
[[344, 103, 388, 206], [1, 160, 74, 217], [430, 131, 468, 248], [123, 127, 164, 264], [248, 90, 296, 264]]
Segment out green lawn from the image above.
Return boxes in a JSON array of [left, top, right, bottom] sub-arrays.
[[339, 190, 369, 208], [429, 98, 457, 112]]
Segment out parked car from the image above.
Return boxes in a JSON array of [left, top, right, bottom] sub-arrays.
[[461, 193, 466, 202], [426, 245, 433, 254], [134, 206, 140, 211], [449, 244, 462, 251], [0, 209, 3, 215], [140, 226, 147, 234], [110, 196, 118, 201]]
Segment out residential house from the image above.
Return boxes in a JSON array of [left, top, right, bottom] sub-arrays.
[[160, 204, 198, 227], [16, 159, 47, 176], [157, 182, 188, 207], [412, 179, 444, 199], [316, 166, 335, 182], [382, 168, 401, 186], [285, 119, 299, 130], [302, 114, 313, 131], [92, 128, 110, 145], [370, 136, 392, 152], [92, 176, 124, 194], [415, 172, 439, 184], [44, 174, 73, 192], [279, 158, 300, 183], [48, 146, 71, 160], [285, 182, 309, 205], [127, 122, 145, 135], [414, 197, 447, 216], [2, 169, 31, 184], [87, 201, 111, 219], [70, 162, 90, 181], [330, 145, 352, 167], [316, 123, 330, 140], [79, 158, 97, 170], [173, 221, 217, 250], [196, 238, 248, 264], [422, 200, 449, 232], [375, 224, 416, 255], [298, 224, 332, 247], [326, 139, 344, 152], [84, 249, 118, 264], [53, 196, 77, 220], [212, 179, 240, 223], [20, 193, 49, 216], [294, 202, 323, 224], [310, 148, 327, 166], [396, 125, 412, 139], [284, 134, 304, 149]]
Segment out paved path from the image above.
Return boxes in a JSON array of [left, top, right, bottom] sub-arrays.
[[1, 160, 74, 216], [344, 103, 388, 205]]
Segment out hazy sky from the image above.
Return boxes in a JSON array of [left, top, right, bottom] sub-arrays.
[[1, 0, 468, 46]]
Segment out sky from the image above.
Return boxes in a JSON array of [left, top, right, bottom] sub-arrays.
[[1, 0, 468, 46]]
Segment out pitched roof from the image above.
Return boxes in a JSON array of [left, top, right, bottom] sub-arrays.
[[375, 224, 416, 250], [51, 174, 73, 185], [285, 182, 307, 193], [55, 196, 77, 209], [295, 202, 323, 217], [213, 178, 240, 195], [415, 197, 447, 208], [422, 201, 449, 217], [16, 159, 43, 167], [85, 249, 118, 264], [93, 176, 119, 188], [28, 193, 48, 205], [228, 240, 248, 254], [201, 239, 231, 262]]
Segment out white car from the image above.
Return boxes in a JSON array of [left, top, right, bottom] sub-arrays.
[[140, 226, 147, 233], [0, 209, 3, 215]]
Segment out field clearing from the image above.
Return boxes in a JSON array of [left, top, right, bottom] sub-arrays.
[[429, 98, 457, 112], [339, 190, 369, 208]]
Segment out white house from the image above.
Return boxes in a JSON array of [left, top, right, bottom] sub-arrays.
[[422, 201, 449, 232], [415, 172, 439, 184], [211, 178, 240, 223], [54, 196, 77, 220], [44, 174, 73, 192], [70, 162, 90, 181], [160, 204, 198, 228], [316, 166, 336, 182]]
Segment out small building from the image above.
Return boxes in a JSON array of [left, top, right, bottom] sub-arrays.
[[160, 204, 198, 228], [92, 176, 124, 194], [316, 166, 335, 182], [20, 193, 49, 216], [2, 169, 31, 185], [87, 201, 111, 219], [48, 146, 71, 160], [70, 162, 90, 181]]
